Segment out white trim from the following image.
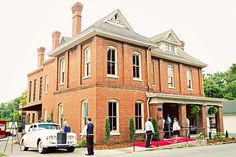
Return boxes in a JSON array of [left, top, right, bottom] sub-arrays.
[[132, 52, 142, 80], [59, 59, 65, 85], [187, 68, 193, 90], [84, 48, 91, 77], [82, 75, 91, 80], [45, 74, 49, 94], [133, 78, 143, 82], [110, 131, 121, 136], [167, 65, 175, 88], [108, 99, 120, 133], [107, 46, 118, 77], [135, 101, 144, 132], [107, 74, 119, 79], [81, 100, 89, 131]]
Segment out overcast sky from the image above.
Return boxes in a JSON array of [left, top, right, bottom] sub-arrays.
[[0, 0, 235, 103]]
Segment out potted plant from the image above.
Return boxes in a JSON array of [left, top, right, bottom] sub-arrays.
[[190, 105, 200, 115], [208, 106, 218, 115]]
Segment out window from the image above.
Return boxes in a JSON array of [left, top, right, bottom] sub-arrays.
[[45, 75, 49, 93], [187, 69, 193, 89], [108, 100, 119, 132], [107, 46, 117, 77], [82, 100, 88, 129], [135, 102, 144, 130], [84, 48, 91, 77], [39, 77, 43, 100], [165, 43, 176, 53], [209, 117, 216, 129], [133, 52, 142, 79], [29, 81, 32, 102], [168, 65, 174, 88], [151, 61, 155, 85], [58, 104, 64, 128], [33, 79, 36, 101], [27, 113, 31, 124], [60, 59, 65, 84], [32, 113, 35, 123]]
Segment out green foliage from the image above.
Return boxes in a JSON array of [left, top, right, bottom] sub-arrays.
[[151, 119, 160, 141], [77, 140, 87, 148], [208, 106, 218, 115], [190, 105, 200, 115], [105, 118, 110, 145], [196, 132, 204, 140], [214, 132, 225, 142], [46, 110, 54, 122], [129, 118, 135, 141], [204, 63, 236, 100]]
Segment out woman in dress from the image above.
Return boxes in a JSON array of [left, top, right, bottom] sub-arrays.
[[172, 118, 181, 142]]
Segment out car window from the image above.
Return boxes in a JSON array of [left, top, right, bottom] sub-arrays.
[[28, 125, 33, 132], [38, 124, 60, 130]]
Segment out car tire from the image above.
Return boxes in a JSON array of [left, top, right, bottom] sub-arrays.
[[67, 147, 75, 152], [38, 140, 47, 154], [20, 140, 28, 151]]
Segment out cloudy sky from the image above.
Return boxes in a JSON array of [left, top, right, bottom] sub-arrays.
[[0, 0, 235, 103]]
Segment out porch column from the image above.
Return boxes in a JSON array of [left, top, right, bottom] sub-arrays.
[[216, 106, 224, 132], [178, 104, 187, 137], [200, 105, 207, 136]]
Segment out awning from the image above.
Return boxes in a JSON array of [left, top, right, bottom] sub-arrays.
[[146, 92, 225, 106], [18, 103, 42, 111]]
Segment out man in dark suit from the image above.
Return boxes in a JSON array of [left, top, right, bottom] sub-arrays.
[[81, 117, 94, 156]]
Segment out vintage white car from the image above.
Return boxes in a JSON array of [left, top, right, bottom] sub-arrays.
[[20, 123, 77, 154]]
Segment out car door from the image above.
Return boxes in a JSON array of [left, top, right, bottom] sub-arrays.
[[24, 125, 34, 147], [31, 125, 38, 148]]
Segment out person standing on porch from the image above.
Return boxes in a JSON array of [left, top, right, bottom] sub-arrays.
[[172, 118, 181, 142], [165, 114, 172, 138], [145, 117, 154, 148], [186, 117, 190, 138], [81, 117, 94, 156]]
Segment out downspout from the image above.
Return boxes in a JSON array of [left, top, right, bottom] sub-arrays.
[[146, 46, 153, 118]]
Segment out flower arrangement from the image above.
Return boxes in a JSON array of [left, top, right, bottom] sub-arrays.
[[208, 106, 218, 115], [190, 105, 200, 115]]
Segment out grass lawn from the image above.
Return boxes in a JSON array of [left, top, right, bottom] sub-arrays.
[[0, 152, 6, 156]]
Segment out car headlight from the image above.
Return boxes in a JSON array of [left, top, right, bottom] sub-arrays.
[[48, 135, 56, 140], [67, 135, 75, 140]]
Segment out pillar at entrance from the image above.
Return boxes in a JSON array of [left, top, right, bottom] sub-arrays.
[[150, 104, 164, 139], [200, 105, 207, 136], [178, 104, 187, 137], [216, 106, 224, 132]]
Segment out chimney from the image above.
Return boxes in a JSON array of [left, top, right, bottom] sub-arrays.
[[71, 2, 83, 37], [180, 40, 185, 50], [52, 31, 61, 49], [37, 47, 45, 68]]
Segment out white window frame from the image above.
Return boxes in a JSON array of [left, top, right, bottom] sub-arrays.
[[165, 43, 176, 54], [58, 104, 64, 128], [81, 100, 89, 131], [45, 75, 49, 93], [132, 52, 142, 81], [187, 68, 193, 90], [107, 46, 118, 78], [108, 99, 120, 135], [59, 59, 65, 85], [135, 101, 144, 133], [168, 65, 175, 88], [84, 48, 91, 78]]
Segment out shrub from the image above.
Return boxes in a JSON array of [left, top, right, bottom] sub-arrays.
[[129, 118, 135, 141], [105, 118, 110, 145], [214, 132, 225, 142], [77, 140, 87, 148], [190, 105, 200, 115], [208, 106, 218, 115], [152, 119, 160, 141], [196, 132, 204, 140]]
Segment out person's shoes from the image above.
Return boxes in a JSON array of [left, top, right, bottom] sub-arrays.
[[85, 154, 92, 156]]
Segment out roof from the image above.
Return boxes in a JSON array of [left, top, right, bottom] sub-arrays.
[[223, 100, 236, 114]]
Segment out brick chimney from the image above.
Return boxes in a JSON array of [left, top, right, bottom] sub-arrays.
[[52, 31, 61, 49], [180, 40, 185, 50], [71, 2, 83, 37], [37, 47, 45, 68]]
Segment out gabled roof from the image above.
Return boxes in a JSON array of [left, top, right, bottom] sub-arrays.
[[150, 29, 180, 45], [223, 100, 236, 114], [60, 36, 72, 45]]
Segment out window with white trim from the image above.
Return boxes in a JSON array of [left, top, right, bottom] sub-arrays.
[[135, 102, 144, 130], [33, 79, 36, 101], [133, 52, 141, 79], [82, 100, 88, 129], [39, 77, 43, 100], [58, 104, 64, 128], [45, 75, 49, 93], [107, 46, 117, 76], [60, 59, 65, 84], [108, 100, 119, 132], [187, 69, 193, 89], [165, 43, 176, 53], [168, 65, 174, 88], [84, 48, 91, 77], [29, 81, 32, 102]]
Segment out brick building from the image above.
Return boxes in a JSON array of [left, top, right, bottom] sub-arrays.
[[20, 2, 224, 144]]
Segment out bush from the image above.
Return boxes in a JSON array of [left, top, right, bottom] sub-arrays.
[[196, 132, 204, 140], [77, 140, 87, 148], [190, 105, 200, 115], [129, 118, 135, 141], [152, 119, 160, 141], [208, 106, 218, 115], [105, 118, 110, 145], [214, 132, 225, 142]]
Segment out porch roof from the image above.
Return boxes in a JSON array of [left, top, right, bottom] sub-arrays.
[[18, 103, 42, 111], [146, 92, 225, 106]]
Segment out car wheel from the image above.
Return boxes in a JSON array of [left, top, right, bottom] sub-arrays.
[[20, 140, 28, 151], [38, 140, 47, 154], [67, 147, 75, 152]]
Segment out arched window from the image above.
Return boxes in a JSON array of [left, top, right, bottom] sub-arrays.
[[32, 113, 35, 123], [58, 104, 64, 128], [107, 46, 118, 77], [82, 100, 89, 129], [60, 59, 65, 84], [187, 68, 193, 89], [133, 52, 142, 80], [108, 99, 119, 133], [168, 65, 174, 88], [84, 48, 91, 77], [135, 101, 144, 131]]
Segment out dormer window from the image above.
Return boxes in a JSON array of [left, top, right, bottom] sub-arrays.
[[165, 43, 176, 53]]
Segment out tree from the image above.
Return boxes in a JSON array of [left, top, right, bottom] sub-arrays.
[[129, 118, 135, 141], [105, 118, 110, 145], [151, 119, 160, 141]]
